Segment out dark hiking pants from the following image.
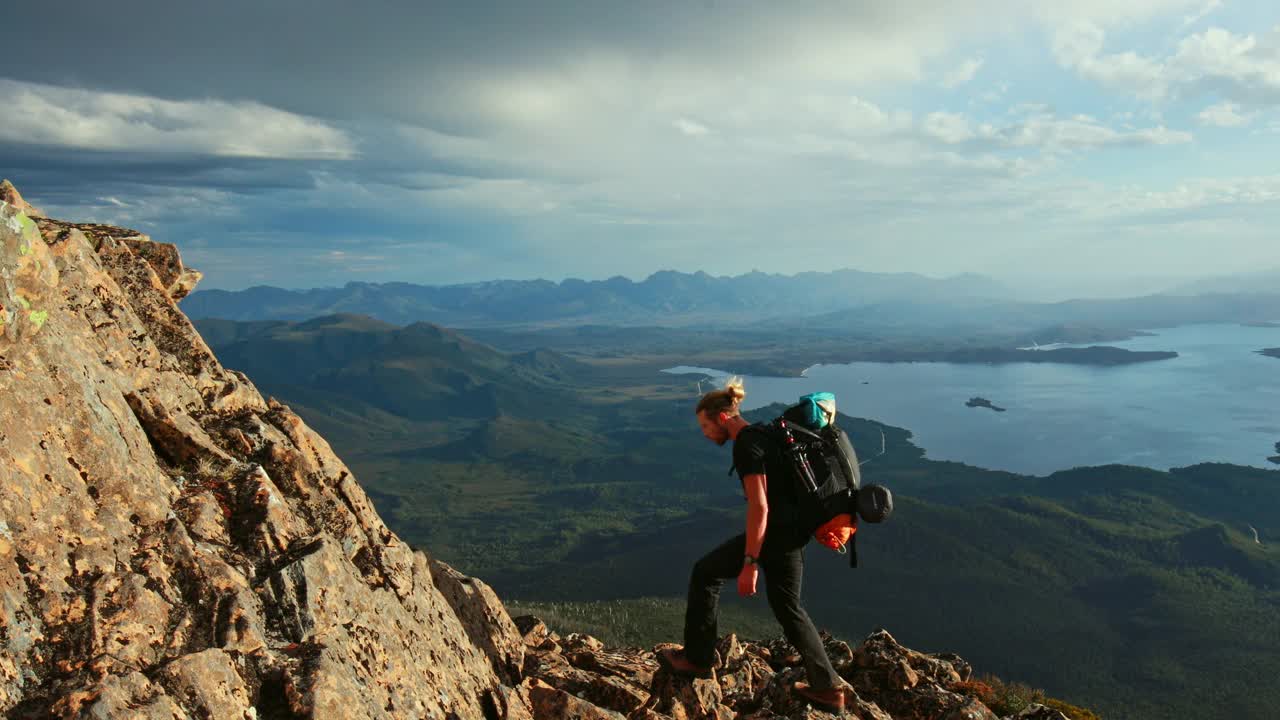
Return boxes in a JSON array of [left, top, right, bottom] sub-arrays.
[[682, 532, 842, 690]]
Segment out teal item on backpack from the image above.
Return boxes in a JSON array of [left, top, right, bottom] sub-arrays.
[[794, 392, 837, 429]]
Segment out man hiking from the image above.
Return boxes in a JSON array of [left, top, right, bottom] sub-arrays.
[[658, 377, 855, 714]]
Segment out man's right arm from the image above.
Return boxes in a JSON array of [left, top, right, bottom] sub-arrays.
[[742, 472, 768, 560]]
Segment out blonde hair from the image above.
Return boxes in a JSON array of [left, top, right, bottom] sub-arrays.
[[696, 376, 746, 418]]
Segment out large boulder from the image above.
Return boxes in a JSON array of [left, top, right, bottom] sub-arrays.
[[0, 186, 529, 718]]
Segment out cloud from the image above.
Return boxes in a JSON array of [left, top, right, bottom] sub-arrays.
[[1179, 0, 1222, 30], [1004, 115, 1191, 148], [0, 0, 1272, 291], [923, 112, 978, 143], [673, 118, 711, 136], [941, 57, 985, 88], [1064, 175, 1280, 222], [0, 79, 355, 159], [922, 110, 1191, 149], [1196, 101, 1257, 127], [1174, 27, 1280, 103], [1054, 23, 1280, 105], [1052, 23, 1167, 101]]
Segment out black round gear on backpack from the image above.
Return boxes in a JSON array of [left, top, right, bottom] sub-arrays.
[[856, 485, 893, 523]]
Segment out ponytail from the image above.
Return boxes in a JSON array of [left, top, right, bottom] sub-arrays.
[[696, 376, 746, 417]]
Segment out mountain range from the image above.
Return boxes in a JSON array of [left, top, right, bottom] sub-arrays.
[[180, 269, 1011, 327], [182, 271, 1280, 338]]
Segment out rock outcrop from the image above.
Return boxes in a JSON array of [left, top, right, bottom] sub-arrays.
[[0, 183, 1077, 719], [1, 184, 519, 718], [512, 621, 1068, 720], [0, 180, 42, 218]]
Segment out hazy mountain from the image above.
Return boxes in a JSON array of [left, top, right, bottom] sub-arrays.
[[185, 269, 1280, 340], [794, 291, 1280, 334], [201, 313, 587, 423], [181, 268, 1012, 327], [1164, 268, 1280, 296]]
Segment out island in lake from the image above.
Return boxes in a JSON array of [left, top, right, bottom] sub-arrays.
[[1258, 348, 1280, 360], [1271, 442, 1280, 466], [860, 346, 1178, 366], [966, 397, 1007, 412], [1244, 321, 1280, 328]]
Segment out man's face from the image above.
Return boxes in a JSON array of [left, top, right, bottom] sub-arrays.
[[697, 410, 731, 446]]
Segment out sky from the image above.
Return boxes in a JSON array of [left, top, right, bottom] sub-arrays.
[[2, 1, 1279, 297]]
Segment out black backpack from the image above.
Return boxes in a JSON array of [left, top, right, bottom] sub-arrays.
[[730, 393, 893, 567]]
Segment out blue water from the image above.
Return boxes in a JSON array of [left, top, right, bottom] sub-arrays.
[[664, 324, 1280, 476]]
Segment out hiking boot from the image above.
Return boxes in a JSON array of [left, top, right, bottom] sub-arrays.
[[793, 681, 857, 715], [657, 647, 714, 678]]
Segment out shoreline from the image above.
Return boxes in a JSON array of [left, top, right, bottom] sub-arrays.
[[663, 346, 1181, 380], [657, 330, 1279, 476]]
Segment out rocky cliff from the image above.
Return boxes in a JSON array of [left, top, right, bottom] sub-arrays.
[[0, 182, 1075, 719]]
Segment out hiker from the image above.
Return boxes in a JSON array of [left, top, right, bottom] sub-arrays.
[[658, 376, 855, 714]]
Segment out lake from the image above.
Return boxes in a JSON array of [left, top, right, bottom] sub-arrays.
[[664, 323, 1280, 476]]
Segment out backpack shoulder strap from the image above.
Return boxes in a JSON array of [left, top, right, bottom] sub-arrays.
[[726, 422, 773, 476]]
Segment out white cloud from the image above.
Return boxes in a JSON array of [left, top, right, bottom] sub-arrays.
[[1052, 22, 1167, 100], [1001, 115, 1192, 148], [1055, 24, 1280, 105], [1174, 27, 1280, 103], [923, 112, 979, 143], [1179, 0, 1222, 30], [941, 57, 985, 88], [1072, 175, 1280, 217], [922, 109, 1190, 149], [795, 95, 914, 136], [1196, 101, 1257, 127], [674, 118, 711, 136], [0, 78, 355, 159]]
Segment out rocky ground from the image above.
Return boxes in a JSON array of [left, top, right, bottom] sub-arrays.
[[510, 617, 1072, 720]]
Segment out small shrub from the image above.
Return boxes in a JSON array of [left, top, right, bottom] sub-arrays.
[[951, 679, 996, 707], [975, 673, 1100, 720], [975, 673, 1044, 715]]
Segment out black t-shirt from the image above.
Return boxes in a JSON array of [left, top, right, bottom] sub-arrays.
[[733, 425, 801, 532]]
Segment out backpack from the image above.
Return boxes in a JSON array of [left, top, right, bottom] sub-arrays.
[[731, 392, 893, 567]]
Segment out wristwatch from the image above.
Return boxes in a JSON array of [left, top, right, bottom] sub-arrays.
[[743, 554, 758, 566]]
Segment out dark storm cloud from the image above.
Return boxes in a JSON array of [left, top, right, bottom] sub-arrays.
[[0, 144, 325, 196], [5, 2, 851, 125]]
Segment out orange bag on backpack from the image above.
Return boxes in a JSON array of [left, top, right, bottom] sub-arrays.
[[814, 513, 857, 551]]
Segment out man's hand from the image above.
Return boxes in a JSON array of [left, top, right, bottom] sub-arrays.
[[737, 564, 759, 597]]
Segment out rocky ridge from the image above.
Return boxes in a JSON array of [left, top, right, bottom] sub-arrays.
[[0, 182, 1073, 719], [510, 618, 1074, 720]]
